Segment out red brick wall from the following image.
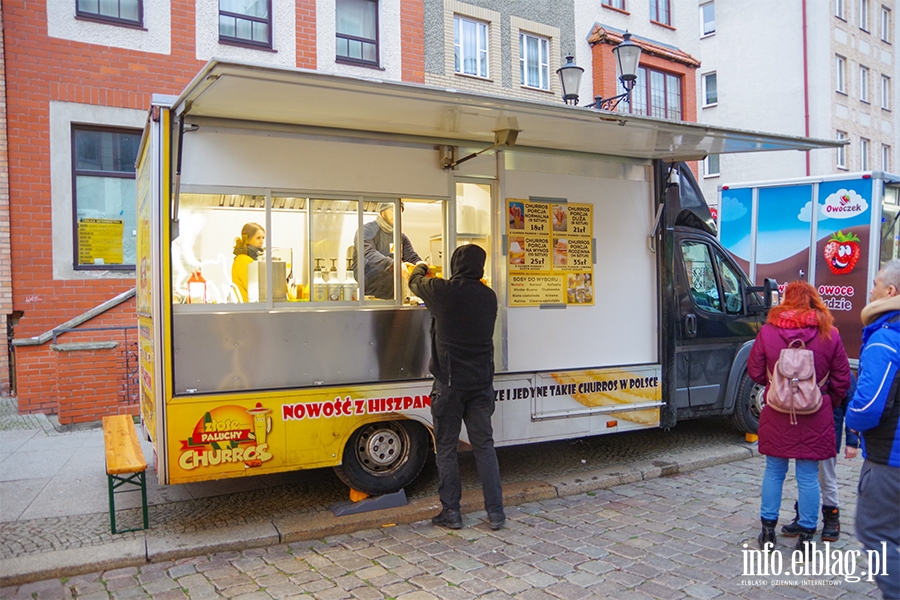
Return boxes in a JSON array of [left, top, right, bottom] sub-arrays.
[[16, 298, 138, 422], [296, 0, 317, 68], [0, 6, 11, 396], [401, 0, 425, 83]]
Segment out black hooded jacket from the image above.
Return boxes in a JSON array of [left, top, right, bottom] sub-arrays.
[[409, 245, 497, 390]]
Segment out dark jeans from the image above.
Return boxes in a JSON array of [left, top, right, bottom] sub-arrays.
[[431, 379, 504, 518], [855, 459, 900, 600]]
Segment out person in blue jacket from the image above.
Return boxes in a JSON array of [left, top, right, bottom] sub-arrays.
[[847, 259, 900, 600]]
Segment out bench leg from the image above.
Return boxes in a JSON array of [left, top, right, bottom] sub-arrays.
[[107, 471, 149, 534]]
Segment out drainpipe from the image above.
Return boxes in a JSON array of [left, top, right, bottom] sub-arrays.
[[802, 0, 811, 175]]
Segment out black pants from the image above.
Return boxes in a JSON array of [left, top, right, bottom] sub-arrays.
[[431, 379, 504, 518]]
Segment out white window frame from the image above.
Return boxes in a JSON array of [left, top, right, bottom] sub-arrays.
[[882, 75, 891, 110], [882, 145, 891, 171], [836, 131, 847, 169], [861, 138, 870, 170], [860, 0, 869, 31], [519, 32, 550, 90], [836, 55, 846, 93], [701, 2, 715, 36], [702, 71, 717, 106], [835, 0, 845, 19], [882, 6, 892, 42], [704, 154, 720, 178], [602, 0, 626, 10], [860, 66, 869, 102], [454, 15, 489, 78]]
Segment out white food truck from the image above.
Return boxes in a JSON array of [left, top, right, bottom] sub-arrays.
[[136, 60, 836, 494]]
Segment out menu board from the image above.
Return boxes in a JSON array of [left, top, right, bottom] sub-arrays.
[[78, 218, 123, 266], [507, 199, 594, 306]]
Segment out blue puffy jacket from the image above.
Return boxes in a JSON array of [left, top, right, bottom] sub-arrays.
[[846, 309, 900, 467]]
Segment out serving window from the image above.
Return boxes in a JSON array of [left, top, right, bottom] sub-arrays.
[[171, 192, 445, 309]]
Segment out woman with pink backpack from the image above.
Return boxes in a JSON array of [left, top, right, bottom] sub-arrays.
[[747, 281, 851, 551]]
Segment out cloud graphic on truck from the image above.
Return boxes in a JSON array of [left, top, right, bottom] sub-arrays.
[[720, 195, 748, 222]]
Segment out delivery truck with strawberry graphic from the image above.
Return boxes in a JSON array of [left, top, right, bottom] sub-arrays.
[[719, 171, 900, 361], [136, 61, 839, 493]]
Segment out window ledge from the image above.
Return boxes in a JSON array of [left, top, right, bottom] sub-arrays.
[[219, 38, 276, 52], [601, 5, 630, 16], [702, 102, 718, 108], [836, 90, 848, 96], [701, 32, 716, 39], [520, 85, 554, 94], [703, 173, 720, 179], [650, 20, 676, 31], [336, 58, 384, 70], [455, 72, 494, 83], [75, 15, 146, 31]]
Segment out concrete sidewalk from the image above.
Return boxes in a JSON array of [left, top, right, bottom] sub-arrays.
[[0, 396, 772, 587]]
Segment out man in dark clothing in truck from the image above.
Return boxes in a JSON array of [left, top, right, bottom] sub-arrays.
[[409, 244, 505, 530]]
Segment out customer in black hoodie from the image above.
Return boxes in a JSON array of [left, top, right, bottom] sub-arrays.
[[409, 244, 505, 530]]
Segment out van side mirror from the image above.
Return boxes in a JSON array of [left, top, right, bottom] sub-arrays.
[[744, 278, 780, 314]]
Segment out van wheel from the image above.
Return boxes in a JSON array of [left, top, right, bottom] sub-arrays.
[[730, 372, 764, 434], [333, 420, 429, 496]]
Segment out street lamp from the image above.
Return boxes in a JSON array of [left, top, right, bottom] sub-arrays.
[[557, 32, 642, 110]]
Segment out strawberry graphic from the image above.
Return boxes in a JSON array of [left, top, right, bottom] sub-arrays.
[[824, 230, 861, 275], [840, 194, 851, 206]]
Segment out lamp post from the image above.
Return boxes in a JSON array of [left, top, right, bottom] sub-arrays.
[[557, 32, 642, 110]]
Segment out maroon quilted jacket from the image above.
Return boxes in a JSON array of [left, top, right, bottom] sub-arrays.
[[747, 324, 851, 460]]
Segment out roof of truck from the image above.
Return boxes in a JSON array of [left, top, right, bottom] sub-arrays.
[[170, 60, 842, 162]]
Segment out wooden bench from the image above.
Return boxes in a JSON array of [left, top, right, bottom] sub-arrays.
[[102, 415, 149, 534]]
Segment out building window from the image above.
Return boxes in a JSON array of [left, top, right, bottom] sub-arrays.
[[76, 0, 142, 27], [883, 145, 891, 171], [72, 126, 141, 270], [836, 55, 846, 93], [836, 131, 847, 169], [860, 0, 869, 30], [455, 16, 489, 78], [702, 72, 717, 105], [860, 66, 869, 102], [519, 33, 550, 90], [650, 0, 671, 25], [704, 154, 720, 177], [835, 0, 844, 19], [701, 2, 715, 35], [335, 0, 379, 65], [625, 67, 682, 120], [219, 0, 272, 48], [881, 7, 892, 42], [883, 75, 891, 109], [861, 138, 870, 170], [602, 0, 626, 9]]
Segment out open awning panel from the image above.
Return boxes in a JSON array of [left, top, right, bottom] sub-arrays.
[[173, 60, 841, 162]]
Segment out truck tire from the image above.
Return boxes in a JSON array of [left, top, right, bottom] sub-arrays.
[[730, 371, 764, 434], [333, 420, 429, 496]]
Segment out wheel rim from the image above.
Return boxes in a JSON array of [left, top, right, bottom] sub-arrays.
[[353, 422, 411, 476], [749, 383, 765, 420]]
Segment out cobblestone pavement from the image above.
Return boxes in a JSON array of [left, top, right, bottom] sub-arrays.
[[0, 398, 56, 434], [0, 414, 757, 560], [0, 456, 882, 599]]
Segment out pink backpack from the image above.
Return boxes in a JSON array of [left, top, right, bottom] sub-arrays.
[[766, 339, 828, 425]]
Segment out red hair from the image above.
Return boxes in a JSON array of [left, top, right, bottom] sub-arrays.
[[767, 280, 834, 338]]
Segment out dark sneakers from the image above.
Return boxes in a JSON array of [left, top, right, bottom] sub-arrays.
[[781, 502, 802, 537], [488, 513, 506, 530], [431, 509, 463, 529], [758, 518, 777, 550]]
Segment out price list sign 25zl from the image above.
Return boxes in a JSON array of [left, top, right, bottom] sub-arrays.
[[507, 199, 593, 307]]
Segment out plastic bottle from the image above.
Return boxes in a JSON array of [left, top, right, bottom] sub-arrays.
[[342, 257, 359, 302], [187, 270, 207, 304], [312, 258, 328, 302], [327, 258, 341, 302]]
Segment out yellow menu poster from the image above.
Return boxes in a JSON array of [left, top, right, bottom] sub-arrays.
[[78, 218, 124, 265], [508, 199, 593, 306]]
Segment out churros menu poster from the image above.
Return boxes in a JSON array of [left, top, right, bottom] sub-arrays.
[[507, 198, 594, 306]]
